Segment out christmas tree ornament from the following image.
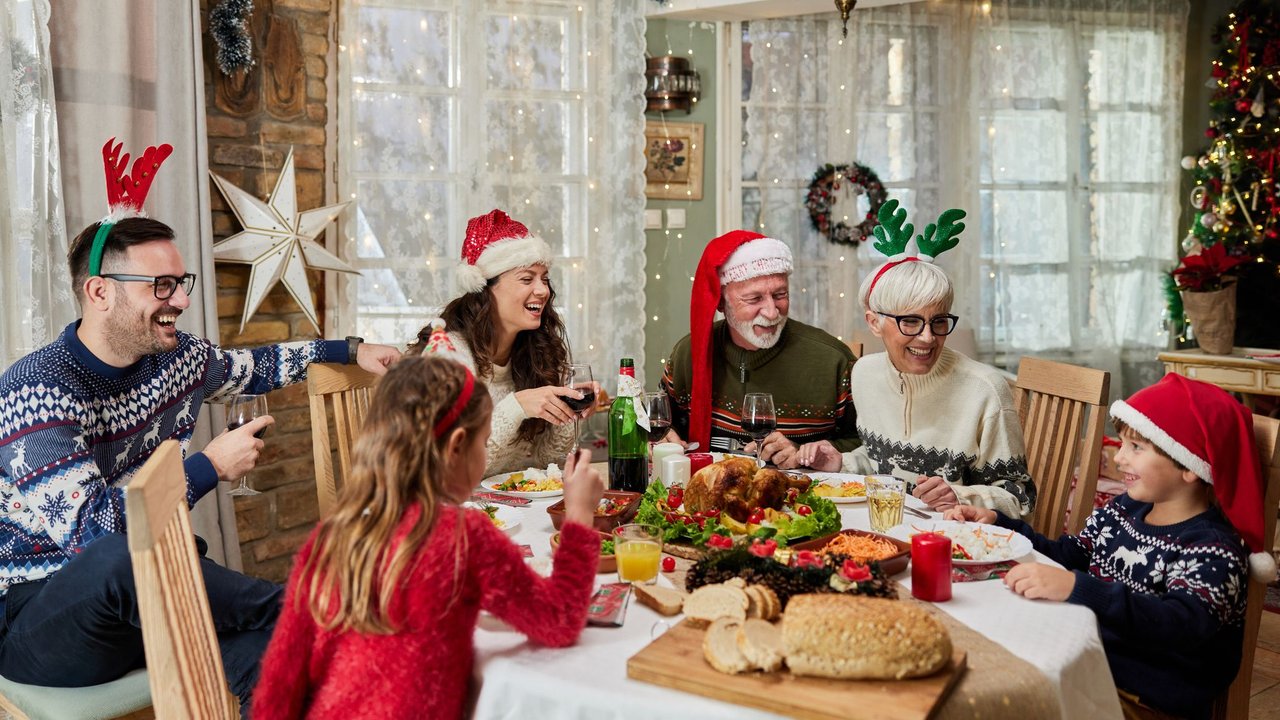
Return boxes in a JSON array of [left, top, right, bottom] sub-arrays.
[[1198, 155, 1212, 169], [1220, 198, 1237, 215], [1237, 99, 1253, 113], [1201, 212, 1219, 228], [1182, 234, 1202, 253], [210, 147, 359, 334], [210, 0, 254, 76], [1213, 221, 1227, 233], [1251, 86, 1266, 117], [1190, 186, 1209, 209], [1181, 155, 1197, 170]]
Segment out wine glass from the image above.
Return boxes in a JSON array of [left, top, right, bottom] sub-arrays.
[[560, 364, 595, 454], [225, 393, 268, 497], [643, 391, 672, 451], [740, 393, 776, 468]]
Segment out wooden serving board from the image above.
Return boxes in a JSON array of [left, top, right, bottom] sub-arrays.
[[627, 619, 966, 720]]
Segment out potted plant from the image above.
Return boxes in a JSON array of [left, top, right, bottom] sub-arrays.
[[1170, 243, 1251, 354]]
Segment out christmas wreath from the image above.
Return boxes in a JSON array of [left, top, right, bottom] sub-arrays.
[[805, 162, 887, 245]]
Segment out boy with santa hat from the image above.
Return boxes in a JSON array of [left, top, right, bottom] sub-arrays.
[[948, 373, 1276, 719]]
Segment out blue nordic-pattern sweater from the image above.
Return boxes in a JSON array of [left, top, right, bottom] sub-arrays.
[[0, 322, 347, 598], [996, 494, 1248, 719]]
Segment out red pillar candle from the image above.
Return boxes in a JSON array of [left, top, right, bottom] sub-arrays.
[[911, 533, 953, 602], [687, 452, 714, 475]]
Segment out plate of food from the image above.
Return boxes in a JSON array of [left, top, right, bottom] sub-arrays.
[[805, 472, 867, 504], [464, 502, 521, 536], [482, 464, 565, 498], [545, 490, 641, 532], [788, 529, 911, 575], [551, 529, 617, 573], [887, 520, 1032, 565]]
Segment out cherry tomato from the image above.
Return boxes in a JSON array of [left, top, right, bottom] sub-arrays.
[[662, 556, 677, 572], [785, 488, 799, 503], [795, 504, 812, 516], [668, 496, 682, 509], [747, 509, 765, 525], [696, 517, 706, 529]]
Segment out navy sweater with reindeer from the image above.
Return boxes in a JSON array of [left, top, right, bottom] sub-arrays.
[[995, 494, 1248, 719], [0, 322, 346, 600]]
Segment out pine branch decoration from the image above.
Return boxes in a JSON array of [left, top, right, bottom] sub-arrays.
[[211, 0, 255, 76]]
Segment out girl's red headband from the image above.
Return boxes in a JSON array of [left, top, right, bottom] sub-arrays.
[[433, 368, 477, 438]]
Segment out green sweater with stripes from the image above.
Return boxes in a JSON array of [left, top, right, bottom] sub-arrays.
[[661, 319, 860, 452]]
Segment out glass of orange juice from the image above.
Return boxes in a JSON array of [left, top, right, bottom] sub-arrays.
[[613, 524, 662, 584]]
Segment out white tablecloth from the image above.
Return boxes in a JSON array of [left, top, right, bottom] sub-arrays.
[[471, 493, 1123, 720]]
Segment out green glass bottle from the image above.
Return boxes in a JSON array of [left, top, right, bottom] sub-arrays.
[[608, 358, 649, 492]]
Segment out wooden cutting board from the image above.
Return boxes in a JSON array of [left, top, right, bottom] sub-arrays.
[[627, 619, 966, 720]]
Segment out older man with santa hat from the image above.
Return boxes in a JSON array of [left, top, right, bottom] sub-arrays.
[[659, 231, 859, 466]]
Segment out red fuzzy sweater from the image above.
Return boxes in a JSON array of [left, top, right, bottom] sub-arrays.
[[251, 504, 600, 719]]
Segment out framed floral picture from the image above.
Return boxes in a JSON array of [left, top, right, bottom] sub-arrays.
[[644, 121, 704, 200]]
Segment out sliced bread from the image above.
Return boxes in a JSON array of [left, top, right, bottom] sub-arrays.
[[633, 584, 686, 617], [703, 618, 752, 674], [754, 584, 780, 621], [744, 585, 762, 619], [736, 618, 784, 672], [684, 583, 749, 628]]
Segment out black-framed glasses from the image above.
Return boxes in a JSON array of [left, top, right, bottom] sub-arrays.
[[101, 273, 197, 300], [876, 311, 959, 337]]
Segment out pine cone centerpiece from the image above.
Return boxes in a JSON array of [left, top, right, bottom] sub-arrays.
[[686, 544, 895, 609]]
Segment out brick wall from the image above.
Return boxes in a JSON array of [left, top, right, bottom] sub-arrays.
[[201, 0, 335, 582]]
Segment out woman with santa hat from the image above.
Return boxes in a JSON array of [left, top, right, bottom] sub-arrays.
[[408, 209, 599, 477]]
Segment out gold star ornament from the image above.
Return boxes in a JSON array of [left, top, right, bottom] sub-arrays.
[[210, 148, 359, 334]]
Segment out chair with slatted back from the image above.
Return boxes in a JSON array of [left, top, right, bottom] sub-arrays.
[[843, 340, 864, 359], [1214, 414, 1280, 720], [1013, 357, 1111, 537], [126, 440, 238, 718], [307, 363, 380, 518]]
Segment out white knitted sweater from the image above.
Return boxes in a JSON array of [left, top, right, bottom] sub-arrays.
[[447, 333, 574, 477], [841, 348, 1035, 518]]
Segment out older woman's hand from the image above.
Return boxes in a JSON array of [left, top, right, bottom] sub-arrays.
[[912, 475, 960, 512], [791, 439, 842, 472], [744, 432, 799, 467], [514, 386, 581, 425]]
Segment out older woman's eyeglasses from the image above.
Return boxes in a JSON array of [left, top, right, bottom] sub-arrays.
[[876, 311, 959, 337], [100, 273, 197, 300]]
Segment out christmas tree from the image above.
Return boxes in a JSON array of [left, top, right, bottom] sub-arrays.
[[1171, 0, 1280, 349]]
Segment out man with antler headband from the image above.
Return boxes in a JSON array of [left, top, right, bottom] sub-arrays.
[[0, 140, 399, 713], [795, 200, 1036, 519], [661, 231, 859, 463]]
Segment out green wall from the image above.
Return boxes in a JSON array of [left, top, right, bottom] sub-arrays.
[[643, 20, 720, 386]]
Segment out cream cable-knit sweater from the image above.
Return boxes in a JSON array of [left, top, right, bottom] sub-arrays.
[[840, 347, 1035, 518], [447, 333, 575, 477]]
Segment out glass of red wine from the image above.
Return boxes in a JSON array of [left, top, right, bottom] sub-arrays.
[[741, 392, 776, 468], [643, 391, 672, 450], [560, 364, 595, 453], [225, 393, 268, 497]]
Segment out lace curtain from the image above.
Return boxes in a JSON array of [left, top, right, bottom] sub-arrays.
[[0, 0, 71, 370], [735, 0, 1188, 397], [336, 0, 648, 381]]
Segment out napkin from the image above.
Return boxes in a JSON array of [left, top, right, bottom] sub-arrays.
[[952, 561, 1017, 582]]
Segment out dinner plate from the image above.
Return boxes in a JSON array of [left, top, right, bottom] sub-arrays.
[[481, 471, 565, 498], [804, 472, 868, 504], [887, 519, 1032, 565], [464, 502, 522, 536]]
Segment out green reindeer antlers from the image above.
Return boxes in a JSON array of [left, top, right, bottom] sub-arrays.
[[916, 208, 966, 259], [871, 198, 914, 257], [871, 198, 965, 260]]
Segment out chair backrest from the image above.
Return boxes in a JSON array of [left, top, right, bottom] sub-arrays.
[[307, 363, 379, 518], [1013, 357, 1111, 536], [126, 441, 238, 719], [1215, 414, 1280, 720], [844, 340, 864, 359]]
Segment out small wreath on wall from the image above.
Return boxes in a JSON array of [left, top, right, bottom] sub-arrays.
[[805, 162, 887, 245]]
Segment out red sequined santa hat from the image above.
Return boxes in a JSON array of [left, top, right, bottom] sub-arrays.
[[1110, 373, 1276, 581], [687, 231, 793, 448], [455, 209, 553, 294]]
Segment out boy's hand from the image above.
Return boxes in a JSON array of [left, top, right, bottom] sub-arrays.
[[912, 475, 959, 512], [561, 449, 604, 527], [1003, 563, 1075, 601], [943, 505, 997, 524]]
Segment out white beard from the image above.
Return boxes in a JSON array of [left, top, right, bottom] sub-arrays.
[[727, 313, 787, 350]]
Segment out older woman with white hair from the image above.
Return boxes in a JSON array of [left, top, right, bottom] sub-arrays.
[[794, 201, 1035, 518]]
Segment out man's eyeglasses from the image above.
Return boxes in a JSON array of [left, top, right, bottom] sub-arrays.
[[876, 311, 959, 337], [100, 273, 197, 300]]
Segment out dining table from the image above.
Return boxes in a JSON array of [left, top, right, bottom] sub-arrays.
[[470, 465, 1124, 720]]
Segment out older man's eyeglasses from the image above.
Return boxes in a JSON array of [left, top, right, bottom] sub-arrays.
[[876, 311, 959, 337], [101, 273, 197, 300]]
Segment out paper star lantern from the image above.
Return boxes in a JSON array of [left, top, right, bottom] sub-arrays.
[[211, 148, 359, 334]]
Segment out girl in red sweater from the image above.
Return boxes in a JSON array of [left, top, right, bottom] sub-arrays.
[[252, 356, 604, 719]]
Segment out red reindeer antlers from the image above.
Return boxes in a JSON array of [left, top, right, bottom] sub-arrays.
[[101, 138, 174, 213]]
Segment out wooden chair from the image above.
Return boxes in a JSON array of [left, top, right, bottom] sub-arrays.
[[127, 440, 239, 718], [308, 363, 379, 518], [843, 340, 864, 359], [1013, 357, 1111, 536], [1214, 414, 1280, 720]]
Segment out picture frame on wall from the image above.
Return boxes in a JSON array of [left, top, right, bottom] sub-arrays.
[[644, 120, 704, 201]]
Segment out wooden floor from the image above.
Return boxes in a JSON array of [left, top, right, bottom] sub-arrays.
[[1254, 609, 1280, 720]]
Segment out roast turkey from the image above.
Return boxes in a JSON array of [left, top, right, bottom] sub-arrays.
[[684, 456, 812, 522]]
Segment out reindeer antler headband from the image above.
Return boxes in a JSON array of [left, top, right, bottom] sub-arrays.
[[865, 198, 966, 301], [87, 138, 174, 277]]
